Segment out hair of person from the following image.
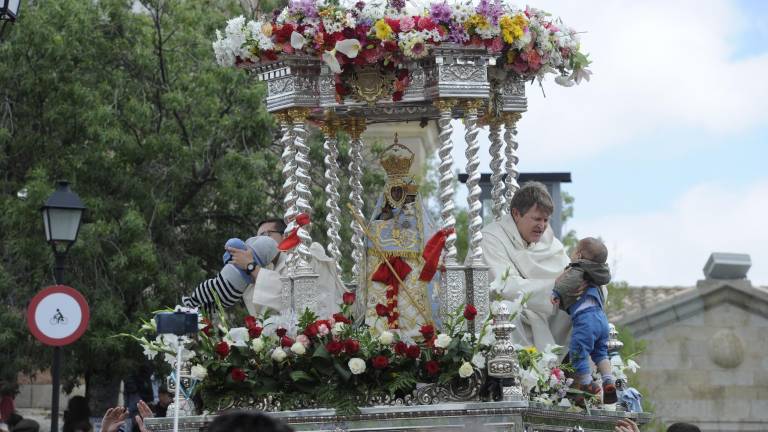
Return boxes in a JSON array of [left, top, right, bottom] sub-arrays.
[[207, 411, 294, 432], [667, 423, 701, 432], [257, 218, 288, 235], [509, 181, 554, 217], [158, 385, 170, 395], [577, 237, 608, 263]]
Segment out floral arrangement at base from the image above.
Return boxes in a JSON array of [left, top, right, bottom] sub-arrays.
[[212, 0, 592, 101], [127, 291, 638, 415]]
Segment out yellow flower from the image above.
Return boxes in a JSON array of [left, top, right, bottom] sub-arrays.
[[524, 346, 538, 355], [374, 19, 393, 40], [465, 14, 490, 33], [499, 14, 527, 44]]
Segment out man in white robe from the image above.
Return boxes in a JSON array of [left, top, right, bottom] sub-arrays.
[[481, 182, 572, 351]]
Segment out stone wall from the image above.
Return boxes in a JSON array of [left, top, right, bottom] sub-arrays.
[[631, 296, 768, 431]]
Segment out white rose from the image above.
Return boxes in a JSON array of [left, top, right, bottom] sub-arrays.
[[190, 365, 208, 381], [271, 348, 288, 362], [290, 342, 306, 355], [378, 331, 394, 345], [251, 337, 265, 353], [434, 333, 452, 349], [227, 327, 250, 347], [348, 358, 366, 375], [471, 352, 486, 369], [332, 322, 346, 336], [458, 361, 474, 378]]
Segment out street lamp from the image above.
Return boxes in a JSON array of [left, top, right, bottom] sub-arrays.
[[0, 0, 21, 40], [41, 180, 85, 432]]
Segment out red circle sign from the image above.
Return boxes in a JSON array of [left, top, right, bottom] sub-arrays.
[[27, 285, 90, 346]]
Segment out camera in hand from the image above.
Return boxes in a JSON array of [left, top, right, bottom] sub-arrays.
[[155, 311, 199, 336]]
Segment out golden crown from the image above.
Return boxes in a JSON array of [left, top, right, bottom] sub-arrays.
[[380, 134, 414, 178]]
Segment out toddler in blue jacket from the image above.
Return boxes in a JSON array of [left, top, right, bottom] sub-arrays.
[[551, 237, 617, 404]]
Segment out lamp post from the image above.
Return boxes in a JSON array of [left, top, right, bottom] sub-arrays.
[[41, 180, 86, 432], [0, 0, 20, 40]]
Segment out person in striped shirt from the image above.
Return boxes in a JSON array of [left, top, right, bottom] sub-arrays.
[[182, 236, 278, 313]]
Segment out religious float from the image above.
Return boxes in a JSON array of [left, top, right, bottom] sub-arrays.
[[134, 0, 651, 430]]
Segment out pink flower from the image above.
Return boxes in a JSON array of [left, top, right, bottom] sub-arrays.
[[399, 16, 415, 32], [318, 323, 330, 336], [551, 367, 564, 380], [296, 334, 311, 348], [488, 37, 503, 54]]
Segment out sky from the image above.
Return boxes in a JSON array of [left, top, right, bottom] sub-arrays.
[[449, 0, 768, 286]]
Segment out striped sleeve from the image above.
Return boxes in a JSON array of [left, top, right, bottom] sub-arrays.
[[182, 271, 246, 312]]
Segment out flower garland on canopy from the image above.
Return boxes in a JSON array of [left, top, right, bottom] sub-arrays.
[[212, 0, 592, 101]]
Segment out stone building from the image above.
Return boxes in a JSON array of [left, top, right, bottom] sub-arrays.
[[612, 276, 768, 432]]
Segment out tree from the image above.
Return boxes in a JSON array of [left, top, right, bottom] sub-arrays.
[[0, 0, 283, 412]]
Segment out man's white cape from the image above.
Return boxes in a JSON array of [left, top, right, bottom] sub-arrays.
[[482, 214, 571, 351]]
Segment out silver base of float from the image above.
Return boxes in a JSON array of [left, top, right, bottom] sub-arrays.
[[144, 401, 651, 432]]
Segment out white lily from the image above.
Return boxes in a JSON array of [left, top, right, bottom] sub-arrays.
[[290, 31, 307, 49], [335, 38, 361, 58], [322, 50, 342, 73]]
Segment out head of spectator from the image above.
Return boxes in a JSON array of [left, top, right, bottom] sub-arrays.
[[62, 396, 91, 432], [667, 423, 701, 432], [207, 411, 293, 432], [10, 419, 39, 432]]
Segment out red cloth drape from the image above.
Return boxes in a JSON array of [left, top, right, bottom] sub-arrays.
[[371, 256, 412, 328], [418, 228, 454, 281], [277, 213, 311, 251]]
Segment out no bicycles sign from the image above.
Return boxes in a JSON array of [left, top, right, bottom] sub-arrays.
[[27, 285, 90, 346]]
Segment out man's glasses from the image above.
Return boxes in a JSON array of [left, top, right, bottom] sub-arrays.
[[258, 230, 283, 237]]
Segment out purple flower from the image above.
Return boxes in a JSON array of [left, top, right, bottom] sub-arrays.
[[388, 0, 406, 12], [475, 0, 504, 25], [355, 1, 365, 11], [447, 23, 469, 44], [289, 0, 318, 18], [429, 1, 453, 23]]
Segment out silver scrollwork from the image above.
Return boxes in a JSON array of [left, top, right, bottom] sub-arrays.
[[290, 110, 314, 268], [436, 100, 458, 265], [463, 101, 484, 267], [347, 118, 366, 285]]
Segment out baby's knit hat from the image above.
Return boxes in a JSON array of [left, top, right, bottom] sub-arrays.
[[220, 237, 279, 290]]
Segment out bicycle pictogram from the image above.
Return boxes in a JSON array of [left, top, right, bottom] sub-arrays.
[[50, 308, 68, 325]]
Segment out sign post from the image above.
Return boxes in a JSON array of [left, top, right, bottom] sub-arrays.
[[27, 285, 90, 432]]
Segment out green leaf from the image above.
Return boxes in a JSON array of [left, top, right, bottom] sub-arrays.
[[289, 370, 314, 383], [333, 359, 352, 382]]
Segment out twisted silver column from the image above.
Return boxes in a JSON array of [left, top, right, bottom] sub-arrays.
[[289, 108, 314, 268], [503, 112, 522, 209], [489, 118, 505, 221], [321, 118, 343, 276], [278, 113, 297, 232], [347, 118, 366, 284], [464, 101, 484, 267], [435, 99, 458, 265]]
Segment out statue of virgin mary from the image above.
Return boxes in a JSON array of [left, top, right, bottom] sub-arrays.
[[359, 138, 441, 339]]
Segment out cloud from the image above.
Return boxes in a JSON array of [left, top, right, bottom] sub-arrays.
[[572, 179, 768, 286], [451, 0, 768, 168]]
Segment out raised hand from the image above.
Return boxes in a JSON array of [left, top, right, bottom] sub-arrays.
[[614, 418, 640, 432], [100, 407, 128, 432]]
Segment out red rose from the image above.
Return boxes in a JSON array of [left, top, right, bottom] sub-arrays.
[[416, 16, 437, 31], [201, 318, 212, 336], [276, 327, 287, 338], [304, 323, 319, 338], [392, 91, 404, 102], [425, 360, 440, 376], [263, 50, 278, 61], [326, 340, 344, 355], [248, 326, 263, 338], [244, 315, 258, 329], [372, 355, 389, 369], [406, 344, 421, 359], [384, 18, 401, 33], [215, 341, 230, 359], [274, 24, 294, 43], [383, 40, 398, 52], [230, 368, 247, 382], [419, 324, 435, 340], [375, 303, 389, 317], [342, 292, 356, 305], [344, 339, 360, 354], [394, 341, 408, 356], [333, 313, 351, 324], [464, 304, 478, 321], [281, 336, 294, 348]]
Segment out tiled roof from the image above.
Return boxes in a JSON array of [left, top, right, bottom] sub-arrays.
[[606, 286, 694, 322]]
